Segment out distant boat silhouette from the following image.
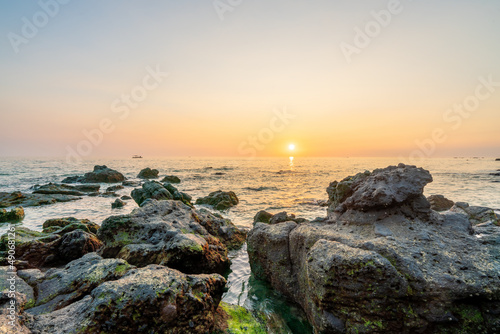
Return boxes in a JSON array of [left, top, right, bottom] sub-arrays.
[[132, 155, 143, 159]]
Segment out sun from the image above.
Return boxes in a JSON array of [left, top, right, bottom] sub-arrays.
[[288, 143, 296, 151]]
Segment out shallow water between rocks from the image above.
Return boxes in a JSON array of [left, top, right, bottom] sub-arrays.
[[1, 157, 499, 333]]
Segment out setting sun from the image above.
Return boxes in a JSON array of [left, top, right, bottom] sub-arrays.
[[288, 144, 296, 151]]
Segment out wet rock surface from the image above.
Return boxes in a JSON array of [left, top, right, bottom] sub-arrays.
[[195, 190, 239, 211], [98, 200, 246, 275], [131, 180, 192, 207], [0, 206, 24, 223], [161, 175, 181, 183], [427, 194, 455, 212], [32, 183, 100, 196], [248, 164, 500, 333], [137, 167, 159, 179], [62, 165, 125, 184], [0, 191, 81, 208]]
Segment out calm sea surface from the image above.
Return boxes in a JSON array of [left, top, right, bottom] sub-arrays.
[[1, 157, 499, 332]]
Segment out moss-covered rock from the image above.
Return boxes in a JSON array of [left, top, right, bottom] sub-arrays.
[[0, 206, 25, 223], [196, 190, 239, 211]]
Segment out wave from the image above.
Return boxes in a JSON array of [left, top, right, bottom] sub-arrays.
[[243, 186, 279, 192]]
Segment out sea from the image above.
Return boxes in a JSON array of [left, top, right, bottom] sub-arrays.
[[1, 157, 499, 333]]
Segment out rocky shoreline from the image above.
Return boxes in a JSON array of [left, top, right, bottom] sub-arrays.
[[1, 163, 499, 333]]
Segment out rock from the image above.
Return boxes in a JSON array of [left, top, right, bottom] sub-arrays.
[[62, 165, 125, 183], [121, 195, 132, 200], [106, 185, 124, 192], [98, 200, 246, 275], [247, 164, 500, 333], [450, 203, 499, 226], [25, 253, 132, 316], [326, 170, 371, 213], [427, 194, 455, 212], [28, 264, 226, 334], [137, 167, 159, 179], [161, 175, 181, 183], [0, 291, 31, 333], [0, 227, 102, 268], [0, 267, 35, 305], [0, 206, 25, 223], [496, 158, 500, 161], [122, 180, 141, 187], [99, 191, 119, 198], [42, 217, 99, 234], [0, 191, 81, 208], [111, 198, 126, 209], [328, 164, 434, 223], [195, 190, 239, 210], [33, 183, 100, 196], [490, 172, 500, 176], [214, 172, 225, 176], [253, 210, 274, 224], [131, 181, 192, 207], [131, 181, 173, 206], [216, 302, 268, 333]]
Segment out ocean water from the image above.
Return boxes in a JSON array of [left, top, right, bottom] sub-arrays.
[[1, 157, 499, 332]]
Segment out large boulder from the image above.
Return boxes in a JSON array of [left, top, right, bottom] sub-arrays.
[[0, 227, 102, 269], [137, 167, 159, 179], [248, 164, 500, 333], [131, 181, 192, 207], [97, 200, 246, 275], [62, 165, 125, 183], [196, 190, 239, 211], [27, 262, 226, 333], [0, 191, 81, 208], [42, 217, 99, 234], [0, 206, 24, 223], [33, 183, 100, 196]]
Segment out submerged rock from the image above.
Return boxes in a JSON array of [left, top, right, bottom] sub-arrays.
[[0, 206, 25, 223], [111, 198, 126, 209], [0, 226, 102, 268], [248, 164, 500, 333], [427, 194, 455, 212], [196, 190, 239, 211], [33, 183, 100, 196], [106, 185, 124, 192], [137, 167, 159, 179], [62, 165, 125, 184], [0, 191, 81, 208], [122, 180, 141, 187], [161, 175, 181, 183], [98, 200, 246, 275]]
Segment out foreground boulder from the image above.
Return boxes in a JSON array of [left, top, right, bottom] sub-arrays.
[[0, 224, 102, 268], [0, 191, 81, 208], [62, 165, 125, 183], [98, 200, 246, 274], [248, 164, 500, 333], [137, 167, 159, 179], [27, 260, 226, 333], [253, 210, 308, 225], [32, 183, 100, 196], [0, 207, 24, 223], [131, 180, 192, 207], [196, 190, 239, 210]]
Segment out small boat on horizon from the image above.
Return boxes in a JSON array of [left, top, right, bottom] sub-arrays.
[[132, 155, 143, 159]]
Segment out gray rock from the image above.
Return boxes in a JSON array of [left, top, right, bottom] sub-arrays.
[[62, 165, 125, 183], [161, 175, 181, 183], [253, 210, 274, 224], [195, 190, 239, 210], [427, 194, 455, 211], [33, 183, 100, 196], [42, 217, 99, 235], [28, 265, 226, 334], [137, 167, 159, 179], [0, 191, 81, 208], [97, 200, 246, 275], [0, 291, 31, 333], [106, 185, 124, 192], [122, 180, 141, 187], [247, 164, 500, 333], [131, 181, 192, 207], [111, 198, 126, 209]]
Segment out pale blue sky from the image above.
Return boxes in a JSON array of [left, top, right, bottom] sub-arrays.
[[1, 0, 499, 157]]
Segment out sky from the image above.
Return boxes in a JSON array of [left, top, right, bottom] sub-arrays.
[[0, 0, 499, 159]]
